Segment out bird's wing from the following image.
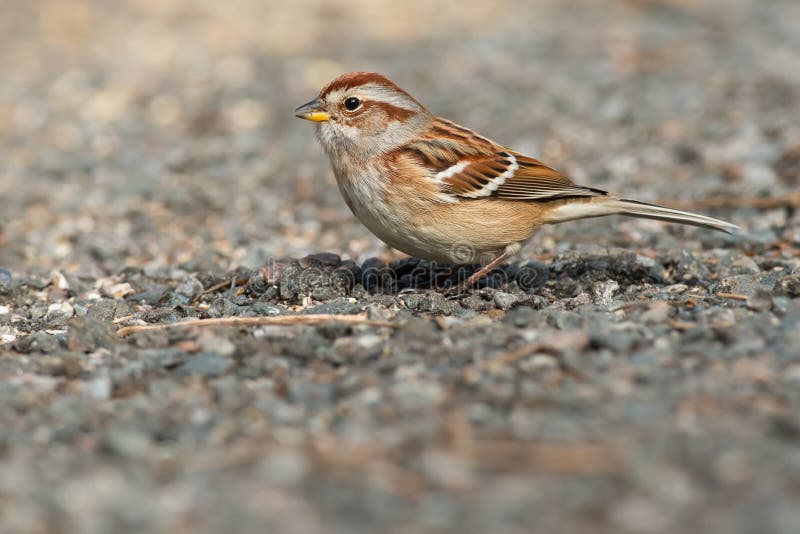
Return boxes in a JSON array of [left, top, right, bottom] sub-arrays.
[[407, 118, 606, 202]]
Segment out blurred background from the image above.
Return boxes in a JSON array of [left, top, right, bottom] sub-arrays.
[[1, 0, 798, 277], [1, 2, 800, 534]]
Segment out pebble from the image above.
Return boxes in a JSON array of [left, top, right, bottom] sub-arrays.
[[591, 280, 620, 307], [641, 301, 672, 323], [717, 275, 760, 297], [50, 270, 70, 290], [46, 301, 75, 325], [130, 284, 172, 305], [590, 324, 640, 353], [258, 449, 308, 484], [66, 316, 116, 352], [493, 292, 521, 310], [174, 276, 204, 300], [85, 376, 112, 400], [104, 282, 135, 299], [177, 353, 234, 377], [677, 250, 711, 285], [0, 326, 19, 344], [0, 268, 12, 291], [101, 430, 151, 457], [87, 299, 117, 321], [717, 254, 761, 276], [776, 274, 800, 297], [199, 335, 237, 357]]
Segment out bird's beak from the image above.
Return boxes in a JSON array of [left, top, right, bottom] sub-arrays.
[[294, 98, 330, 122]]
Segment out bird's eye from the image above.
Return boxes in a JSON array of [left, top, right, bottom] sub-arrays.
[[344, 97, 361, 111]]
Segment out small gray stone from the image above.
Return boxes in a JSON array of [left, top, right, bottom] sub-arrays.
[[258, 449, 308, 484], [177, 353, 233, 377], [238, 244, 274, 270], [591, 280, 620, 307], [641, 301, 672, 323], [174, 275, 204, 299], [590, 325, 640, 353], [741, 162, 778, 189], [493, 292, 521, 310], [85, 376, 112, 400], [305, 297, 362, 315], [246, 303, 283, 316], [0, 268, 12, 292], [66, 316, 115, 352], [551, 311, 583, 330], [143, 348, 187, 370], [199, 335, 236, 357], [772, 296, 793, 315], [30, 304, 49, 322], [128, 284, 171, 305], [775, 274, 800, 297], [747, 289, 773, 312], [718, 275, 760, 297], [365, 303, 388, 321], [677, 250, 711, 284], [717, 254, 761, 276], [13, 332, 64, 354], [87, 299, 117, 322], [299, 252, 341, 270], [45, 301, 74, 327], [101, 429, 151, 457], [310, 283, 338, 301]]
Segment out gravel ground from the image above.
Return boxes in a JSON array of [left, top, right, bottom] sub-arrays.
[[1, 1, 800, 533]]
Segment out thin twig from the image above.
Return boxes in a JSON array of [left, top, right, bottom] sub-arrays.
[[474, 441, 621, 475], [716, 292, 749, 301], [112, 314, 137, 324], [116, 314, 398, 337], [485, 342, 557, 370], [610, 297, 704, 313], [191, 275, 249, 304], [668, 320, 697, 331]]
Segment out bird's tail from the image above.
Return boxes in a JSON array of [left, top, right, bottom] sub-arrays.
[[546, 196, 740, 234]]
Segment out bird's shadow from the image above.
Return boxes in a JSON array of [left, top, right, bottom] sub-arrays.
[[362, 257, 550, 294]]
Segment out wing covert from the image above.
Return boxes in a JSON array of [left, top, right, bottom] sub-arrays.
[[404, 117, 607, 202]]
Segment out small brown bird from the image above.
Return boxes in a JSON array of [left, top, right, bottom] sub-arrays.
[[295, 72, 738, 289]]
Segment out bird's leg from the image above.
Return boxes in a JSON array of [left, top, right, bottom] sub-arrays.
[[450, 252, 511, 293], [445, 243, 523, 294]]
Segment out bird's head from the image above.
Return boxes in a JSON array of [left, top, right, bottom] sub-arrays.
[[295, 72, 432, 161]]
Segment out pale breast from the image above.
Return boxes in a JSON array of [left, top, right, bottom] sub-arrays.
[[332, 160, 543, 264], [335, 166, 441, 260]]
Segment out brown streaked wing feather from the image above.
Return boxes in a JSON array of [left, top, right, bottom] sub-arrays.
[[405, 118, 493, 168], [406, 117, 606, 201], [493, 153, 606, 200]]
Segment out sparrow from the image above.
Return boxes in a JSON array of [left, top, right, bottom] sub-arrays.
[[295, 72, 739, 289]]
